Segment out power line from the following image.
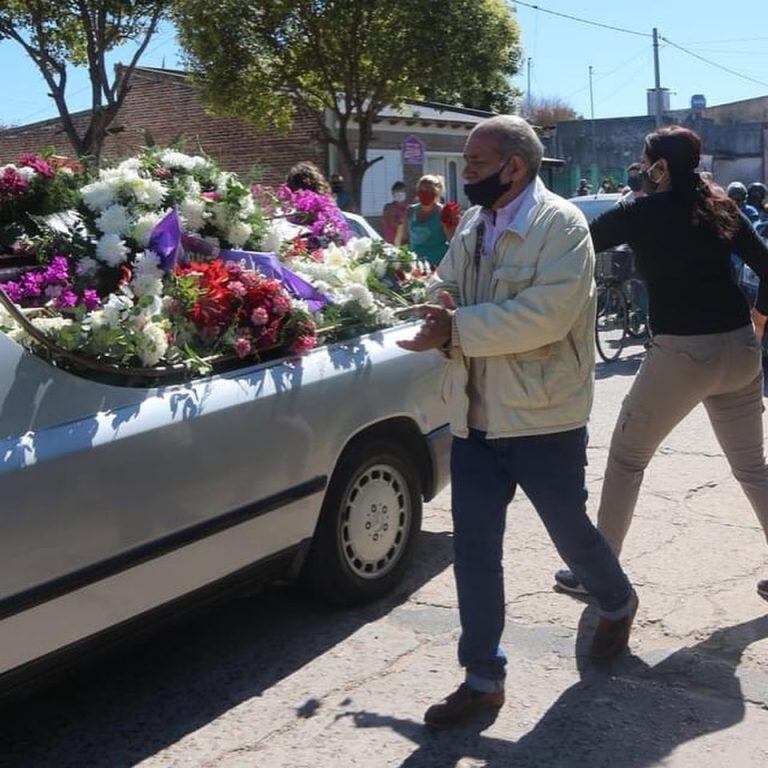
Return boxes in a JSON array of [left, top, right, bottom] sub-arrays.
[[661, 36, 768, 89], [563, 44, 650, 100], [512, 1, 651, 38]]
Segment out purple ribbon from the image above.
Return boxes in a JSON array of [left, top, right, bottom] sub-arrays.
[[148, 208, 185, 272], [181, 234, 331, 313]]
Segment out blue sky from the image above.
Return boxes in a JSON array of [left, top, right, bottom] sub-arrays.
[[1, 3, 767, 126]]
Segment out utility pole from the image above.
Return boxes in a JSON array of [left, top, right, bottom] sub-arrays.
[[589, 65, 597, 183], [653, 27, 663, 127], [526, 57, 532, 117]]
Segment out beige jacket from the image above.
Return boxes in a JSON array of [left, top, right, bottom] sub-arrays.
[[432, 178, 596, 438]]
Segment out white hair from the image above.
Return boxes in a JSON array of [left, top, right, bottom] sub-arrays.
[[470, 115, 544, 181]]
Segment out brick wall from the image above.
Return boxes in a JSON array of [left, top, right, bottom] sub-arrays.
[[0, 67, 328, 186]]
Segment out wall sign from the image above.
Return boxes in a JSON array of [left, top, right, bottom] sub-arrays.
[[402, 135, 426, 166]]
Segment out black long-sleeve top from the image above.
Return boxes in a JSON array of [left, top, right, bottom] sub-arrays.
[[590, 191, 768, 335]]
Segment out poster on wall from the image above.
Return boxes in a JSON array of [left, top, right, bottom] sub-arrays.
[[402, 136, 426, 166]]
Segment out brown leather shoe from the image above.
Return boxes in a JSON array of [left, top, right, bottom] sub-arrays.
[[423, 683, 505, 728], [590, 591, 639, 660]]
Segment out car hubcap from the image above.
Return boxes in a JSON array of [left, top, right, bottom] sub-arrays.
[[340, 463, 411, 580]]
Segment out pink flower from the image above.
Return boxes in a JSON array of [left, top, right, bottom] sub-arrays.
[[250, 306, 269, 326], [202, 191, 221, 202], [18, 153, 54, 179], [233, 336, 252, 358], [291, 335, 317, 355], [229, 280, 247, 297], [80, 289, 101, 310]]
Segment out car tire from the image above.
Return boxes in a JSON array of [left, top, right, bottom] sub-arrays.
[[302, 438, 423, 606]]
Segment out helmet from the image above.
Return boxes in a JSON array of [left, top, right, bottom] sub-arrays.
[[747, 182, 767, 203], [727, 181, 747, 204]]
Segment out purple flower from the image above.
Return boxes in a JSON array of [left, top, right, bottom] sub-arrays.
[[80, 289, 101, 311], [43, 256, 70, 284], [53, 289, 78, 309], [20, 271, 44, 299], [0, 281, 22, 303]]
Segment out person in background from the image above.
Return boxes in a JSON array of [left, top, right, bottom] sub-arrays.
[[382, 181, 409, 245], [402, 174, 450, 268], [598, 178, 615, 195], [286, 161, 332, 195], [330, 173, 352, 210], [575, 178, 592, 196], [727, 181, 760, 223], [747, 182, 768, 222], [623, 162, 644, 202], [552, 126, 768, 606]]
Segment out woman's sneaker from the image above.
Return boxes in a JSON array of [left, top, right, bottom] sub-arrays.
[[554, 569, 589, 596], [758, 580, 768, 602]]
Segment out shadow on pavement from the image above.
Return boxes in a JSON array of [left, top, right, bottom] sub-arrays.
[[343, 608, 768, 768], [596, 354, 643, 380], [0, 529, 455, 768]]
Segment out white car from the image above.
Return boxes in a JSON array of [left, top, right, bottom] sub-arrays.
[[341, 211, 383, 241], [0, 325, 450, 695]]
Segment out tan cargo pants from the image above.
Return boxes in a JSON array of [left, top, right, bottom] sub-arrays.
[[597, 325, 768, 554]]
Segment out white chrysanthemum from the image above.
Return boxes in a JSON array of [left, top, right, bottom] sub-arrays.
[[189, 155, 211, 172], [211, 202, 231, 230], [370, 256, 387, 278], [95, 204, 132, 236], [157, 149, 196, 171], [81, 180, 116, 212], [346, 283, 374, 309], [215, 172, 236, 192], [348, 237, 373, 259], [136, 322, 168, 367], [129, 177, 166, 207], [130, 211, 164, 248], [31, 316, 73, 335], [102, 294, 134, 328], [131, 252, 165, 297], [375, 306, 397, 326], [261, 218, 303, 253], [75, 256, 100, 277], [117, 157, 142, 173], [95, 233, 130, 267], [180, 198, 207, 232], [227, 220, 252, 248], [238, 193, 256, 217]]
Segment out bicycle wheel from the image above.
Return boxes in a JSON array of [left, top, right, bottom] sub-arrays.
[[595, 284, 628, 362], [623, 278, 649, 338]]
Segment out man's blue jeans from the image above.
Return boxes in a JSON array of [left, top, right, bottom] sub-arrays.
[[451, 428, 633, 692]]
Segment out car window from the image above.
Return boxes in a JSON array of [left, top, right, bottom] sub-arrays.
[[344, 217, 368, 239], [570, 199, 620, 222]]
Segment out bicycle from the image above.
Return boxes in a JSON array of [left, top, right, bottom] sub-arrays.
[[594, 249, 650, 362], [595, 252, 628, 362]]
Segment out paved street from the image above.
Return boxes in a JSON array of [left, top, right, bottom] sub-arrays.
[[3, 347, 768, 768]]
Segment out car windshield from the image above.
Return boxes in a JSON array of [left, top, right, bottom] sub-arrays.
[[570, 198, 620, 223]]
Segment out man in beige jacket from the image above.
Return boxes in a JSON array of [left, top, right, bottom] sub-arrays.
[[398, 115, 637, 729]]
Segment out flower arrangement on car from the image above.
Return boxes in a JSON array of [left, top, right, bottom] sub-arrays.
[[0, 148, 436, 380]]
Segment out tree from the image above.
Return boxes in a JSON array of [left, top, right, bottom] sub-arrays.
[[526, 96, 581, 127], [0, 1, 168, 163], [175, 0, 521, 211]]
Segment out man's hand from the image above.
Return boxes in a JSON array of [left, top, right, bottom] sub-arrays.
[[396, 292, 456, 352], [752, 308, 767, 343]]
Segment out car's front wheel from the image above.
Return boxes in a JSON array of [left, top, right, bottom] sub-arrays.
[[302, 438, 423, 606]]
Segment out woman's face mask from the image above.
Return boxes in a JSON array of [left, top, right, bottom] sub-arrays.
[[393, 191, 406, 203], [641, 161, 666, 194], [418, 189, 436, 206]]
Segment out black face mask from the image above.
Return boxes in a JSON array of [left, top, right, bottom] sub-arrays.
[[464, 161, 512, 209], [627, 175, 643, 192]]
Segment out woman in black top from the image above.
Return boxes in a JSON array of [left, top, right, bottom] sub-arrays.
[[555, 126, 768, 602]]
